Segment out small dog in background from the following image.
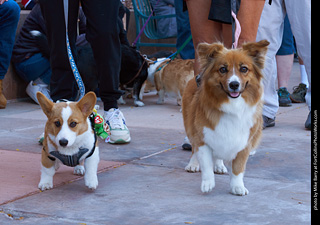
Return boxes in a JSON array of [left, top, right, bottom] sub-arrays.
[[183, 40, 269, 195], [148, 59, 194, 106], [119, 44, 149, 107], [37, 91, 100, 191]]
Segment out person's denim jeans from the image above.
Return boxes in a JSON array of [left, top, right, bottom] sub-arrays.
[[14, 53, 51, 85], [174, 0, 194, 59], [0, 0, 20, 79]]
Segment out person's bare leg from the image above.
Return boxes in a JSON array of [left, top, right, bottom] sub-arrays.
[[222, 23, 233, 49], [186, 0, 223, 75], [237, 0, 265, 46], [277, 54, 294, 88]]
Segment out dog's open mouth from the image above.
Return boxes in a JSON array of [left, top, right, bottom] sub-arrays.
[[228, 92, 241, 98], [220, 81, 249, 99], [220, 82, 242, 99]]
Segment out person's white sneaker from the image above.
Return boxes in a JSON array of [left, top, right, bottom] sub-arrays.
[[26, 81, 52, 104], [104, 108, 131, 144]]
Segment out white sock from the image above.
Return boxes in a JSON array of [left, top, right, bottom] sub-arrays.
[[299, 65, 309, 88]]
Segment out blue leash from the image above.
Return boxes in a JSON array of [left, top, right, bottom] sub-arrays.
[[63, 0, 85, 100]]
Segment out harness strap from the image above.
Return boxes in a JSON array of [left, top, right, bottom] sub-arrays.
[[50, 148, 89, 167], [44, 147, 56, 162], [84, 132, 97, 159], [155, 59, 170, 73]]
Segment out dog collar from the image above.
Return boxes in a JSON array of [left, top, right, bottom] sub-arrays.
[[196, 70, 206, 87], [195, 74, 202, 87]]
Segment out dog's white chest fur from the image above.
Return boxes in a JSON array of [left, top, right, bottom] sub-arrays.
[[203, 97, 257, 161]]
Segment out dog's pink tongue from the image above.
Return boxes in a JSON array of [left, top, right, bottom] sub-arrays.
[[230, 92, 240, 98]]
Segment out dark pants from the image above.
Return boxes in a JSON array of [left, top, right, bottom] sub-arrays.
[[39, 0, 122, 110]]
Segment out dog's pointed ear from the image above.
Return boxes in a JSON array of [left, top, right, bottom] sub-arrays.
[[77, 92, 97, 118], [37, 92, 54, 118], [242, 40, 269, 69], [197, 42, 225, 62]]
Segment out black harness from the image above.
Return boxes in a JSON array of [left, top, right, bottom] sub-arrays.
[[46, 113, 97, 167]]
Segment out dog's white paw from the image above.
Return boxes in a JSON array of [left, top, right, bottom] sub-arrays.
[[38, 165, 54, 191], [230, 185, 249, 196], [185, 163, 200, 173], [85, 174, 98, 190], [74, 165, 85, 175], [38, 181, 53, 191], [214, 159, 228, 174], [230, 172, 248, 196], [201, 178, 215, 193], [134, 100, 145, 107], [214, 164, 228, 174]]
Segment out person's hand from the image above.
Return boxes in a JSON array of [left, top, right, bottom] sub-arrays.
[[0, 0, 8, 5]]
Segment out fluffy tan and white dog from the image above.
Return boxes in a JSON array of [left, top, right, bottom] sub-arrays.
[[182, 40, 269, 195], [148, 59, 194, 105], [37, 91, 99, 191]]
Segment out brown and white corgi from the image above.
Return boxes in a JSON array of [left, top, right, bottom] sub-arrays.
[[182, 40, 269, 195], [37, 91, 99, 191], [148, 59, 194, 106]]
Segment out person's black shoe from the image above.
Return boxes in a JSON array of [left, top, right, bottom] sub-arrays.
[[305, 112, 311, 130], [182, 136, 192, 150], [263, 115, 275, 129], [278, 87, 292, 107]]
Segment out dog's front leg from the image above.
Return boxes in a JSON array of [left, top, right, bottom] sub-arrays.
[[38, 151, 56, 191], [185, 151, 200, 172], [84, 147, 100, 190], [198, 145, 215, 193], [133, 79, 145, 107], [230, 148, 250, 196], [74, 161, 85, 175]]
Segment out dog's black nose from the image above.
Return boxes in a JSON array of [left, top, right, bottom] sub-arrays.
[[59, 138, 68, 147], [229, 81, 240, 91]]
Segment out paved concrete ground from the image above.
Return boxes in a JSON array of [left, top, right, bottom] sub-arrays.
[[0, 62, 311, 224]]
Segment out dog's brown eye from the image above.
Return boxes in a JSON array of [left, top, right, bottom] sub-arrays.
[[69, 121, 77, 128], [219, 67, 228, 74], [240, 66, 248, 73], [54, 121, 61, 127]]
